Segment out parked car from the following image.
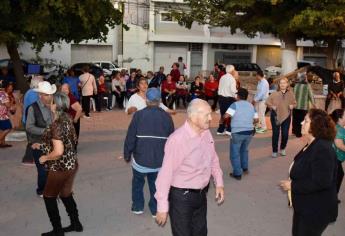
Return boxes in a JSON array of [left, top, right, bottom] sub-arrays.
[[264, 65, 282, 77], [233, 63, 262, 72], [264, 60, 317, 77], [92, 61, 127, 77], [70, 63, 103, 78]]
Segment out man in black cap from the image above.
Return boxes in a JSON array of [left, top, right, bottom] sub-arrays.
[[123, 88, 175, 217]]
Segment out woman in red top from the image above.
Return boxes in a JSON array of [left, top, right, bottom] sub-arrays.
[[61, 83, 83, 144], [161, 74, 177, 109], [170, 63, 181, 83], [96, 75, 107, 112], [204, 74, 219, 111]]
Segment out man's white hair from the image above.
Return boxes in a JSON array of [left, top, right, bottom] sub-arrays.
[[187, 98, 209, 118], [226, 65, 235, 73], [30, 76, 44, 89]]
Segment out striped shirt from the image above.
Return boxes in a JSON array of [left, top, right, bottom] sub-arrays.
[[293, 83, 315, 110]]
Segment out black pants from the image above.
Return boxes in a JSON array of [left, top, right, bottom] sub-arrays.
[[81, 95, 91, 117], [205, 95, 218, 111], [162, 93, 176, 109], [175, 94, 187, 108], [169, 187, 207, 236], [325, 94, 345, 111], [114, 91, 126, 109], [217, 96, 236, 133], [271, 113, 291, 153], [292, 109, 307, 138], [73, 119, 80, 140], [292, 213, 328, 236], [22, 142, 34, 163], [337, 160, 344, 194]]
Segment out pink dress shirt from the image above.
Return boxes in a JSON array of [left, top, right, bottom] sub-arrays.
[[155, 121, 224, 213]]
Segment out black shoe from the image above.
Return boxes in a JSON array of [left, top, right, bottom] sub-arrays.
[[338, 199, 341, 204], [229, 173, 242, 180], [243, 169, 249, 174], [60, 195, 83, 233]]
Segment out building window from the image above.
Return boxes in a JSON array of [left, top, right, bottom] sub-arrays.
[[211, 44, 249, 51], [160, 12, 177, 23]]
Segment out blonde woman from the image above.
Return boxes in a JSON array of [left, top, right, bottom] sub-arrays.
[[266, 77, 296, 158]]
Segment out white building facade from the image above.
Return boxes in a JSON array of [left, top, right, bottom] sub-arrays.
[[121, 0, 331, 78]]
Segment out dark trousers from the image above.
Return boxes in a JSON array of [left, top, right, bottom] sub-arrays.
[[131, 169, 158, 215], [292, 213, 328, 236], [114, 91, 126, 109], [32, 148, 47, 195], [96, 92, 108, 111], [325, 94, 345, 111], [169, 187, 207, 236], [73, 119, 80, 141], [162, 92, 176, 109], [271, 113, 291, 153], [22, 142, 34, 163], [217, 96, 236, 133], [337, 160, 344, 194], [175, 94, 187, 108], [205, 95, 218, 111], [81, 95, 91, 117], [292, 109, 307, 138]]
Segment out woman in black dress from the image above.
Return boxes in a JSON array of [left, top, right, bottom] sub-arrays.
[[280, 109, 338, 236]]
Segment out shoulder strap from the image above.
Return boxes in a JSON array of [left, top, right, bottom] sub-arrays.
[[81, 74, 91, 90]]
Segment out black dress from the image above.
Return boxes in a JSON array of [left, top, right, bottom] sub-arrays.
[[290, 138, 338, 236]]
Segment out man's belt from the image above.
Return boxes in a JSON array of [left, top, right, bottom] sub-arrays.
[[170, 184, 209, 194]]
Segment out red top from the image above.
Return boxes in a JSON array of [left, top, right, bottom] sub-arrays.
[[170, 69, 180, 83], [217, 71, 225, 81], [204, 81, 219, 97], [68, 93, 78, 119], [98, 83, 107, 93], [161, 80, 177, 92]]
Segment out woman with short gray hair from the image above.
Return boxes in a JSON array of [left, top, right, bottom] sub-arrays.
[[32, 92, 83, 235]]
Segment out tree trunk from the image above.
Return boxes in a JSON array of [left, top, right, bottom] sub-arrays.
[[281, 35, 297, 75], [6, 42, 29, 93], [325, 38, 337, 70]]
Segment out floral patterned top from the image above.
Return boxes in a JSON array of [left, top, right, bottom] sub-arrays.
[[0, 90, 9, 120], [40, 115, 78, 171]]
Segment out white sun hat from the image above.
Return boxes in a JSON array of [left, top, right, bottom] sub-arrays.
[[33, 81, 57, 95]]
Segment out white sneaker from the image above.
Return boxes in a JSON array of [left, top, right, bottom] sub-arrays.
[[280, 149, 286, 156], [225, 131, 232, 136], [272, 152, 278, 158], [131, 210, 144, 215], [216, 131, 226, 136], [152, 215, 157, 219], [84, 115, 91, 119]]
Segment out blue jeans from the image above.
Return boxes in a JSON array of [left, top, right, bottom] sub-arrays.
[[270, 113, 291, 153], [131, 168, 158, 215], [32, 148, 47, 195], [230, 133, 253, 176]]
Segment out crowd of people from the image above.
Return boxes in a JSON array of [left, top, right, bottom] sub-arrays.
[[0, 59, 344, 236]]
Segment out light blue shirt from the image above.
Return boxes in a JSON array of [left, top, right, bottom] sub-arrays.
[[226, 100, 258, 134], [254, 78, 269, 102], [132, 158, 160, 173]]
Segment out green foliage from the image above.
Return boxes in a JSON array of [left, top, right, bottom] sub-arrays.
[[0, 0, 125, 49], [171, 0, 345, 41]]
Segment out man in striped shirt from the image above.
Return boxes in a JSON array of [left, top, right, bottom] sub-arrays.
[[123, 88, 175, 217]]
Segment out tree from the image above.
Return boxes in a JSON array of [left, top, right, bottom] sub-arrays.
[[170, 0, 345, 73], [0, 0, 124, 93]]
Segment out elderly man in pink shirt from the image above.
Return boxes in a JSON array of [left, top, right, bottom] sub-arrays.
[[155, 99, 224, 236]]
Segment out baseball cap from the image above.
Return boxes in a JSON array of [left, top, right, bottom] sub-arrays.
[[146, 88, 161, 102]]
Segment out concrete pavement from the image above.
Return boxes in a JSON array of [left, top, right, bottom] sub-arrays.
[[0, 110, 344, 236]]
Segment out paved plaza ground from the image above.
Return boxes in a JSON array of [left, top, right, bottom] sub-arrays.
[[0, 110, 344, 236]]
